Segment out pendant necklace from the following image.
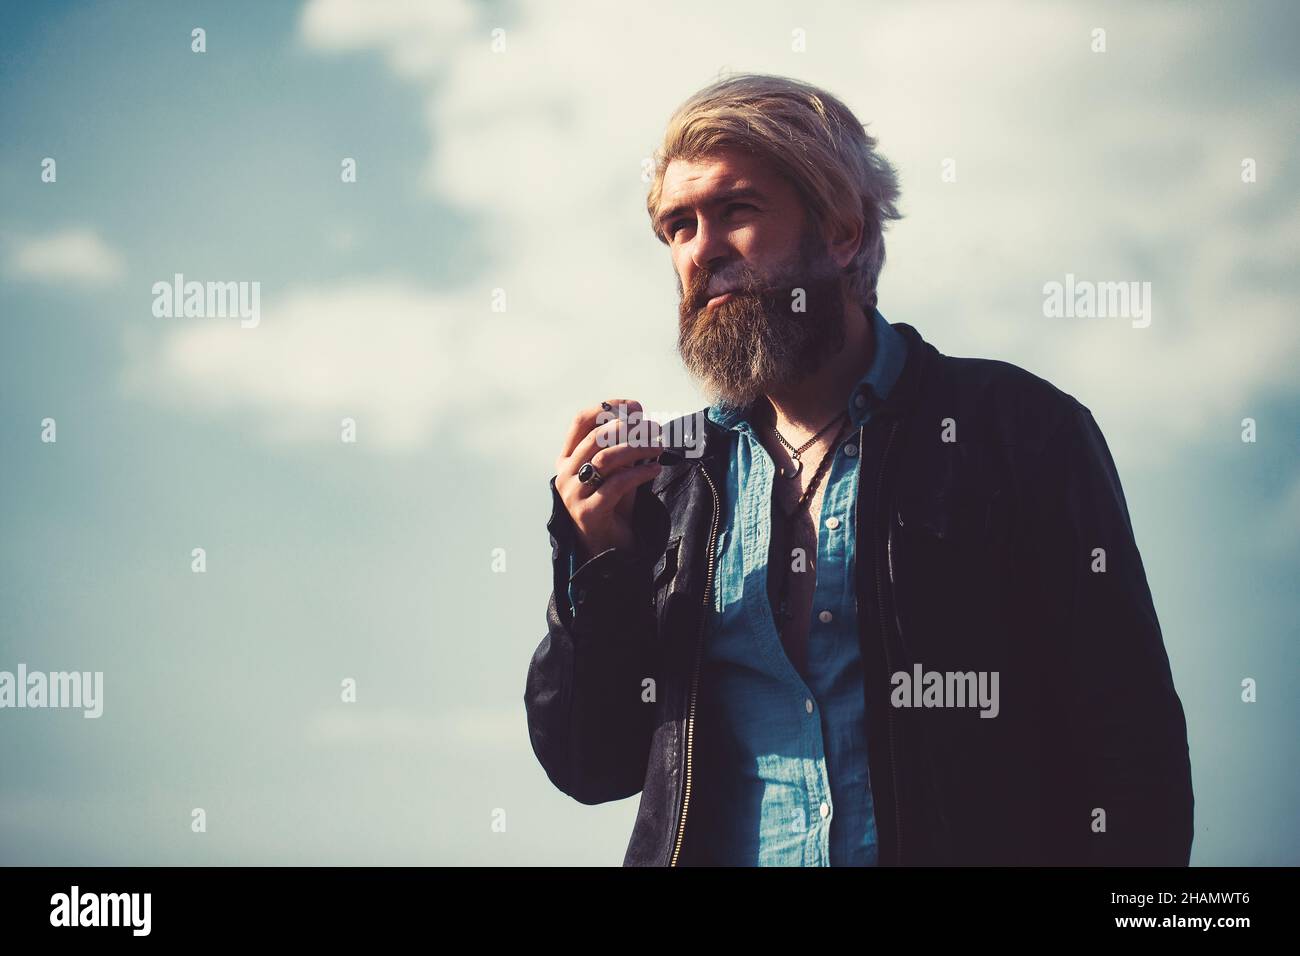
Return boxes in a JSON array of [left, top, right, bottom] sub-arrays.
[[771, 415, 854, 635], [770, 408, 849, 479]]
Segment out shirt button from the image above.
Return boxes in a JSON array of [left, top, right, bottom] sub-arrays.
[[825, 516, 840, 530], [844, 444, 858, 457], [818, 610, 833, 623], [805, 698, 814, 714], [820, 802, 831, 819]]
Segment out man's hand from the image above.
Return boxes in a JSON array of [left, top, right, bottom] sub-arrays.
[[555, 399, 664, 560]]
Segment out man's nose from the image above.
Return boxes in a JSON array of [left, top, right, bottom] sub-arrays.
[[689, 218, 733, 274]]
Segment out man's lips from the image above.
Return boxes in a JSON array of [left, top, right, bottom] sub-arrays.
[[705, 291, 735, 308]]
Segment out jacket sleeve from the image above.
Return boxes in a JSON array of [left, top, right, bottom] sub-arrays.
[[523, 476, 659, 805], [1029, 405, 1194, 865]]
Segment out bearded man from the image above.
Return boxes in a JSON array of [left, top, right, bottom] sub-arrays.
[[524, 73, 1194, 867]]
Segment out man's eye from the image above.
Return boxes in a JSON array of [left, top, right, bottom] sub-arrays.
[[669, 205, 754, 238]]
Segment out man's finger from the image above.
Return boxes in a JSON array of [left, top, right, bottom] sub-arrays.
[[571, 416, 662, 474], [582, 460, 663, 508], [560, 399, 644, 460]]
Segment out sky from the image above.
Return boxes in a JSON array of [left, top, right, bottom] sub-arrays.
[[0, 0, 1296, 865]]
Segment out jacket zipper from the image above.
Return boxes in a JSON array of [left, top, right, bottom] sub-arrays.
[[874, 418, 903, 864], [668, 417, 901, 864], [669, 462, 720, 867]]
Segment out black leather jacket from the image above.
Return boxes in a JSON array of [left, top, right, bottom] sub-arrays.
[[524, 321, 1194, 866]]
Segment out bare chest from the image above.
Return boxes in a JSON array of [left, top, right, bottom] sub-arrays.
[[761, 436, 839, 679]]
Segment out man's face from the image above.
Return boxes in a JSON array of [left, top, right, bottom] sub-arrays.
[[658, 148, 849, 410]]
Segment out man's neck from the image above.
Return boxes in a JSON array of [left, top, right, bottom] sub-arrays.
[[756, 300, 875, 441]]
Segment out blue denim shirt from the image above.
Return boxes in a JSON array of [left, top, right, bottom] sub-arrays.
[[687, 308, 908, 865]]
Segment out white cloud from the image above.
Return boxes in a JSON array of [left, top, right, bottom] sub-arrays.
[[330, 0, 1298, 469], [298, 0, 476, 78], [126, 0, 1298, 469], [121, 279, 571, 453], [8, 227, 124, 283]]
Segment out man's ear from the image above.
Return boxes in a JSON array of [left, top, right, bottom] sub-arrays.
[[825, 215, 865, 270]]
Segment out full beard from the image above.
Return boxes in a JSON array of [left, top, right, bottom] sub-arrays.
[[676, 233, 848, 412]]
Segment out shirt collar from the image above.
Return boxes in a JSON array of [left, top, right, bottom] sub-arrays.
[[705, 307, 908, 432]]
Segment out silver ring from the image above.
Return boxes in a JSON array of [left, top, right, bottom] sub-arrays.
[[577, 461, 604, 488]]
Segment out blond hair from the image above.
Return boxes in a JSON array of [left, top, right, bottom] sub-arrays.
[[647, 72, 902, 309]]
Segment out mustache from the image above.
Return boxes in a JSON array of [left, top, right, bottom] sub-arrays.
[[680, 277, 782, 320], [678, 254, 777, 313]]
